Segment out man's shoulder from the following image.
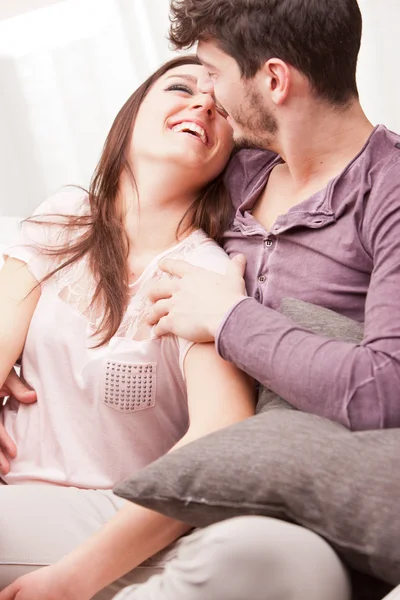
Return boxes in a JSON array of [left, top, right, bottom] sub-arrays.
[[356, 126, 400, 252], [224, 149, 278, 209], [365, 125, 400, 175]]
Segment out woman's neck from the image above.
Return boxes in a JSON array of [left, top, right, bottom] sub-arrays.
[[118, 162, 199, 267]]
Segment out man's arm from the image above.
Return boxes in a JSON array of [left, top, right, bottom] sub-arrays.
[[216, 162, 400, 431], [148, 164, 400, 431]]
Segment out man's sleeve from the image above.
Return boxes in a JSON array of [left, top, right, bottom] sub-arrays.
[[216, 161, 400, 431]]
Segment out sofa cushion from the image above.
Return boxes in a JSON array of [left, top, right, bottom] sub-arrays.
[[114, 300, 400, 586]]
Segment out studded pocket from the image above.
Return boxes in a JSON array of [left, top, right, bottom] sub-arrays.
[[103, 361, 156, 413]]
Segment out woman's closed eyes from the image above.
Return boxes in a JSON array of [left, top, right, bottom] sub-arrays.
[[165, 83, 194, 95], [165, 82, 229, 119]]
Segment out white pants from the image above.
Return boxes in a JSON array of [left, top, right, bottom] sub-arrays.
[[0, 483, 185, 599], [2, 483, 394, 600], [114, 516, 352, 600]]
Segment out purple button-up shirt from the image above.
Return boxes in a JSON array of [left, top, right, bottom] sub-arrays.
[[218, 125, 400, 430]]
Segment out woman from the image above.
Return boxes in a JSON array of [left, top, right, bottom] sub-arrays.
[[0, 56, 254, 599]]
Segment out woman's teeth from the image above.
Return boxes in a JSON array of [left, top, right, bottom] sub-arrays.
[[171, 122, 208, 145]]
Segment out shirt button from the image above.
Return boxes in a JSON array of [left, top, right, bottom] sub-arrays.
[[258, 275, 266, 284], [264, 239, 273, 248], [254, 290, 260, 301]]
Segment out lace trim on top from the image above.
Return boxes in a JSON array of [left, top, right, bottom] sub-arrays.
[[55, 229, 207, 342]]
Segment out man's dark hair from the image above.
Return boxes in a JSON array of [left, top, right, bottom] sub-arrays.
[[169, 0, 362, 105]]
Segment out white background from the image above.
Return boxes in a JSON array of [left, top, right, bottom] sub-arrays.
[[0, 0, 399, 217]]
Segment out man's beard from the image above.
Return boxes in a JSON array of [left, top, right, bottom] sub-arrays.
[[231, 87, 278, 151]]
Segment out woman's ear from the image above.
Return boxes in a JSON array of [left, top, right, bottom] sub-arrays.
[[259, 58, 291, 105]]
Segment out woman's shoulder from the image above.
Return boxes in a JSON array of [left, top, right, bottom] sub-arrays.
[[21, 187, 90, 254], [4, 188, 89, 283], [168, 230, 230, 276], [31, 186, 89, 221]]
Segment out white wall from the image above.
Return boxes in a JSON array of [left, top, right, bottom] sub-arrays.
[[0, 0, 65, 20], [0, 0, 399, 217], [357, 0, 400, 133], [0, 0, 174, 217]]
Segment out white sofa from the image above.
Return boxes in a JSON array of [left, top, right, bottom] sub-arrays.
[[0, 216, 22, 267]]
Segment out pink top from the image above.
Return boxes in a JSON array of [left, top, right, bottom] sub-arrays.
[[2, 189, 230, 488]]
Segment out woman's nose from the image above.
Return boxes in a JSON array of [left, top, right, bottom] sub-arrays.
[[190, 93, 215, 117]]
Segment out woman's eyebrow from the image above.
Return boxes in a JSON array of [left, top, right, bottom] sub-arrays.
[[164, 74, 198, 83]]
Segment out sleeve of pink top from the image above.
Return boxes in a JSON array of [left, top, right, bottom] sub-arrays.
[[3, 198, 57, 282], [216, 161, 400, 432], [4, 189, 86, 283]]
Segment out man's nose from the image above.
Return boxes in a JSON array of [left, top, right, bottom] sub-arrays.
[[197, 72, 215, 96]]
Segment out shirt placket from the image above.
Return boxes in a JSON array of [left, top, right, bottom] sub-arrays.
[[234, 213, 275, 304], [254, 234, 276, 303], [234, 207, 336, 305]]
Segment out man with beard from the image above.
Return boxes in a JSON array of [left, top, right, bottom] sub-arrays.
[[113, 1, 399, 599]]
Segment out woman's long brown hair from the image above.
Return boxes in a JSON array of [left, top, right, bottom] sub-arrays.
[[29, 55, 232, 346]]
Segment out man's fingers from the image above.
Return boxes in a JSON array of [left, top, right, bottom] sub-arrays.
[[153, 315, 174, 338], [15, 389, 37, 404], [0, 582, 18, 600], [147, 278, 178, 303], [0, 423, 17, 460], [0, 450, 11, 476], [147, 299, 172, 327], [4, 369, 37, 404], [158, 258, 199, 279]]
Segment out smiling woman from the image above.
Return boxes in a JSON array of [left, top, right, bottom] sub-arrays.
[[128, 59, 233, 199], [0, 55, 254, 599]]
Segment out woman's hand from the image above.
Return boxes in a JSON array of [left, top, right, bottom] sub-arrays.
[[0, 368, 37, 475], [0, 565, 81, 600]]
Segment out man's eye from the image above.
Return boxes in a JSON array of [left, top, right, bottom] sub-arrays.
[[166, 84, 194, 95], [208, 72, 218, 81]]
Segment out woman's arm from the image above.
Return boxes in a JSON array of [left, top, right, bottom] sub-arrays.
[[0, 258, 40, 388], [176, 341, 256, 448], [0, 344, 255, 600], [0, 258, 40, 474]]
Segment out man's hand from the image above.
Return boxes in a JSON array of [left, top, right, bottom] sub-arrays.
[[0, 368, 37, 475], [0, 368, 37, 404], [147, 254, 247, 342]]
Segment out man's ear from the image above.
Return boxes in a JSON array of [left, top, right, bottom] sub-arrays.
[[259, 58, 291, 105]]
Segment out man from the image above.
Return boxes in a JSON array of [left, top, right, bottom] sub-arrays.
[[147, 0, 400, 432], [112, 0, 400, 598]]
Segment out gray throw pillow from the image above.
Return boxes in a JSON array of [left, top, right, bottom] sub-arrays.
[[114, 300, 400, 586]]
